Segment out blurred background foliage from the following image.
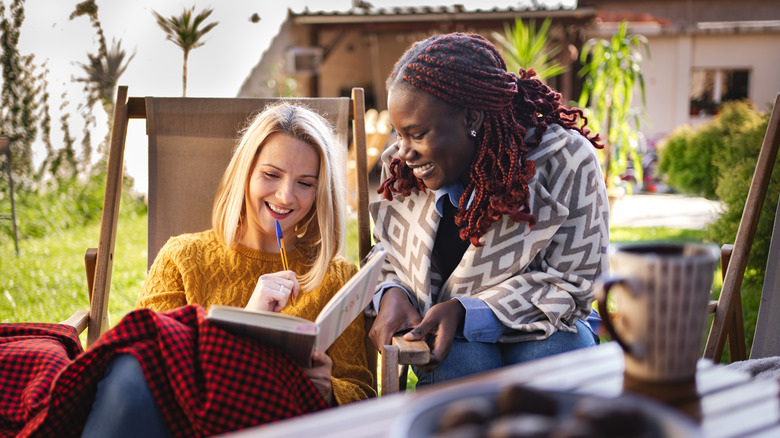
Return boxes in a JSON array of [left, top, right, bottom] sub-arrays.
[[657, 99, 779, 350]]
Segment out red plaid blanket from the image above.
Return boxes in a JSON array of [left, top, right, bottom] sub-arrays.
[[0, 305, 328, 438]]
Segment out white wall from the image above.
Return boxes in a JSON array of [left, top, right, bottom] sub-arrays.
[[641, 31, 780, 143]]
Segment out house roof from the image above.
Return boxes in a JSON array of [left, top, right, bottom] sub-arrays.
[[289, 4, 597, 30]]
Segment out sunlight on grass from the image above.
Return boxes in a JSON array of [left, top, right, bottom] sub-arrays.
[[610, 226, 710, 244], [1, 212, 147, 327]]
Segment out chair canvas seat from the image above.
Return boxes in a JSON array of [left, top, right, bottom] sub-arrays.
[[145, 97, 352, 268]]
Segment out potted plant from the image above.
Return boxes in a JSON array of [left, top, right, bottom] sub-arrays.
[[577, 22, 650, 202]]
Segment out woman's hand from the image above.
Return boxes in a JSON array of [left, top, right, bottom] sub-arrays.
[[303, 350, 333, 404], [403, 299, 465, 371], [369, 287, 422, 350], [245, 271, 299, 312]]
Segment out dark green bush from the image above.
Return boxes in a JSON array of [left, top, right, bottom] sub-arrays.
[[657, 99, 777, 354], [707, 104, 778, 351], [658, 100, 760, 199]]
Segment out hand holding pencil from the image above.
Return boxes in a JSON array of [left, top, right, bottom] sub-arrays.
[[244, 220, 298, 312]]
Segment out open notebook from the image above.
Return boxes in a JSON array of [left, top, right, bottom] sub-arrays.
[[206, 249, 385, 367]]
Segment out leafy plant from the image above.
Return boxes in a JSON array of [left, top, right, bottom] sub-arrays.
[[70, 0, 134, 169], [578, 22, 650, 195], [492, 17, 566, 81], [0, 0, 50, 178], [706, 102, 777, 351], [153, 6, 219, 97], [658, 100, 760, 199]]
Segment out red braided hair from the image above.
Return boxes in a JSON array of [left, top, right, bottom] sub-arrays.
[[380, 33, 602, 246]]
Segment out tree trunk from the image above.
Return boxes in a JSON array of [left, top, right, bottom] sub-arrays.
[[603, 99, 613, 187], [182, 51, 188, 97]]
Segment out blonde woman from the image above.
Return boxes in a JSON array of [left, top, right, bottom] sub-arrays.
[[79, 103, 374, 437]]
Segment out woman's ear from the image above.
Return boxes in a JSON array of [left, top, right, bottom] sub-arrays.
[[466, 108, 485, 134]]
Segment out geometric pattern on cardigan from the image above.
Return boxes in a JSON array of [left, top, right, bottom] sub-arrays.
[[369, 124, 609, 341]]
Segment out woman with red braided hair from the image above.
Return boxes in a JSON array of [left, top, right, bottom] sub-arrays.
[[366, 32, 609, 387]]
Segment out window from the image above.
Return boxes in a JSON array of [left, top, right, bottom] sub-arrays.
[[690, 68, 750, 115], [286, 47, 322, 75]]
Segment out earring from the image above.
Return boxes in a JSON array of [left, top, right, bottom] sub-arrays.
[[469, 129, 477, 138]]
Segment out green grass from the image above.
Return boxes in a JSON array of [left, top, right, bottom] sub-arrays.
[[1, 211, 147, 327], [610, 226, 710, 244]]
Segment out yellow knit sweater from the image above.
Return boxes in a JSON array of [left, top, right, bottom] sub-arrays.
[[136, 230, 375, 404]]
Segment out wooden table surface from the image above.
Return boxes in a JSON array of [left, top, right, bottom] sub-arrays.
[[223, 342, 780, 438]]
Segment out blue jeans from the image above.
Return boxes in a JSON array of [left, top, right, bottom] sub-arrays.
[[81, 354, 173, 438], [413, 320, 597, 387]]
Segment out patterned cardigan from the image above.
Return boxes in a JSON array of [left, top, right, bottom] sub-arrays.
[[368, 124, 610, 342]]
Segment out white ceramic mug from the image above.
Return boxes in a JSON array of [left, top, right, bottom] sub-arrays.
[[597, 242, 719, 382]]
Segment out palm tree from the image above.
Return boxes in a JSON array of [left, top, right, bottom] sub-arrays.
[[153, 7, 219, 97], [70, 0, 135, 167], [75, 39, 135, 111], [74, 38, 134, 165]]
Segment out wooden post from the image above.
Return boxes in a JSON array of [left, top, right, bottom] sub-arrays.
[[381, 344, 400, 395]]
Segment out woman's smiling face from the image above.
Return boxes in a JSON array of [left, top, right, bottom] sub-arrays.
[[242, 132, 319, 252], [387, 84, 478, 190]]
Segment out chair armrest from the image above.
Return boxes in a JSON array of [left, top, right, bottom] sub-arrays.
[[708, 244, 735, 315], [60, 248, 98, 338], [392, 335, 429, 365], [380, 336, 430, 395], [59, 310, 89, 333], [721, 244, 733, 281], [85, 247, 97, 301]]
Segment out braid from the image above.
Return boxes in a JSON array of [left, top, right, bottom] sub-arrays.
[[379, 33, 603, 246]]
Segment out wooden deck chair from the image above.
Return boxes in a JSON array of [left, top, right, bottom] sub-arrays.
[[60, 85, 426, 395], [346, 109, 391, 211], [703, 92, 780, 362], [748, 191, 780, 359]]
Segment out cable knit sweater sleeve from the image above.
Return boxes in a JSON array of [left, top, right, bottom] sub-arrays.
[[136, 238, 189, 312]]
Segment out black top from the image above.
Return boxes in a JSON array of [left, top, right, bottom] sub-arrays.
[[432, 200, 470, 280]]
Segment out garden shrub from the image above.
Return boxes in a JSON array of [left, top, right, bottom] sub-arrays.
[[658, 99, 777, 354], [658, 100, 760, 199], [707, 104, 778, 351]]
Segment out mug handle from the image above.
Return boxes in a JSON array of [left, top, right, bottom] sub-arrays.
[[596, 277, 634, 356]]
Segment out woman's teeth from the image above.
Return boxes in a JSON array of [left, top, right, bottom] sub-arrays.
[[412, 162, 434, 177], [268, 204, 291, 214]]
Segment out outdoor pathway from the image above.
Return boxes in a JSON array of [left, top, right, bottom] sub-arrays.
[[610, 193, 724, 229]]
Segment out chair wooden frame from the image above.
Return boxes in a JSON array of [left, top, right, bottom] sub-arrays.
[[704, 92, 780, 362], [748, 191, 780, 359], [61, 85, 428, 395]]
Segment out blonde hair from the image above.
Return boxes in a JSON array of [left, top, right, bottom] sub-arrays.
[[212, 102, 347, 291]]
